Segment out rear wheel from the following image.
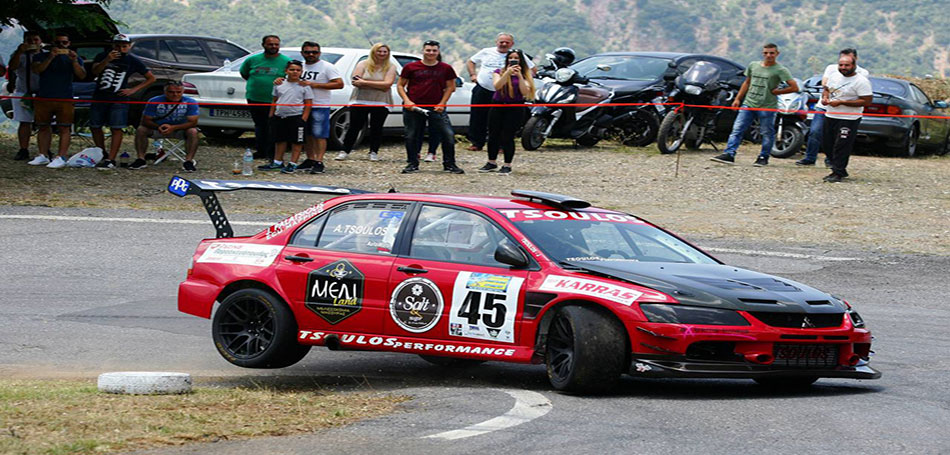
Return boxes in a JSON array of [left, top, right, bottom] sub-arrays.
[[575, 134, 600, 147], [938, 131, 950, 156], [657, 111, 686, 154], [545, 305, 626, 393], [893, 124, 919, 157], [521, 115, 550, 150], [620, 110, 659, 147], [212, 288, 310, 368], [753, 376, 819, 388], [770, 124, 805, 158]]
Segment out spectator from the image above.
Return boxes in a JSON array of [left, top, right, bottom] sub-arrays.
[[820, 54, 872, 183], [278, 41, 341, 174], [130, 81, 200, 171], [711, 43, 798, 166], [261, 60, 312, 174], [796, 48, 868, 166], [7, 31, 43, 161], [477, 49, 535, 175], [339, 43, 397, 163], [422, 53, 448, 164], [240, 35, 290, 160], [90, 34, 156, 166], [29, 32, 86, 169], [465, 33, 535, 151], [397, 40, 464, 174]]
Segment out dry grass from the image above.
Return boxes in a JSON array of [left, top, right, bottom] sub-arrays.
[[0, 378, 406, 455]]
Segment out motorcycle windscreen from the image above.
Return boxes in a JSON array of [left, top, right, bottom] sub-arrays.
[[679, 61, 721, 90]]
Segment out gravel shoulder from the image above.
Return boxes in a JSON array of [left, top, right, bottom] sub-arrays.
[[1, 134, 948, 255]]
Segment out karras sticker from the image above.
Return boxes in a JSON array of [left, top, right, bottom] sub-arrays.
[[450, 272, 523, 343], [390, 278, 444, 333], [196, 243, 282, 267], [499, 209, 645, 224], [539, 275, 643, 306], [306, 260, 364, 324]]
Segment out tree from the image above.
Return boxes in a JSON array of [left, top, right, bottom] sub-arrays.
[[1, 0, 117, 31]]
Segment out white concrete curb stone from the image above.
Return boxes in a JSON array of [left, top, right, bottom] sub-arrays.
[[97, 372, 193, 395]]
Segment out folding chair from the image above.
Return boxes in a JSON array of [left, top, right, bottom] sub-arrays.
[[151, 134, 187, 165]]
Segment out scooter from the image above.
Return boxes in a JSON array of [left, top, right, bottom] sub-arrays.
[[769, 79, 809, 158], [656, 61, 735, 154]]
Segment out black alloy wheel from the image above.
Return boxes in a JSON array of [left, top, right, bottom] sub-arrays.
[[212, 288, 310, 368], [545, 305, 626, 393], [329, 108, 364, 150]]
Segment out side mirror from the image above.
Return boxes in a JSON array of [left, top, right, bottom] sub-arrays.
[[455, 77, 463, 88], [494, 242, 529, 268], [934, 100, 949, 109]]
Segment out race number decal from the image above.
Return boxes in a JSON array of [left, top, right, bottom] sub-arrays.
[[449, 272, 523, 343]]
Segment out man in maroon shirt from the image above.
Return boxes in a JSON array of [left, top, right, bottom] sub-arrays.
[[397, 40, 464, 174]]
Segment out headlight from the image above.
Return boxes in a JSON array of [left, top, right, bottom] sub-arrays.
[[555, 68, 576, 83], [640, 304, 750, 325], [684, 85, 702, 95], [847, 309, 866, 328]]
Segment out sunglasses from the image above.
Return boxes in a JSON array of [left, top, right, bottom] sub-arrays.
[[301, 50, 319, 55], [423, 40, 440, 47]]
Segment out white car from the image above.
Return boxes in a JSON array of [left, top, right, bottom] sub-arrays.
[[181, 47, 473, 148]]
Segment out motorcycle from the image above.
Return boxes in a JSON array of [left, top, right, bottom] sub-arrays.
[[656, 61, 735, 154], [521, 56, 659, 150], [768, 79, 809, 158]]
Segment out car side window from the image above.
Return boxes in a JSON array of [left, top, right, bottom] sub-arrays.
[[289, 215, 328, 247], [409, 206, 508, 267], [165, 39, 211, 65], [158, 40, 176, 63], [131, 40, 157, 60], [316, 203, 409, 254], [206, 41, 248, 64], [394, 56, 419, 69], [910, 85, 931, 105]]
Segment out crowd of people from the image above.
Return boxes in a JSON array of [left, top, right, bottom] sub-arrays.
[[3, 31, 875, 182]]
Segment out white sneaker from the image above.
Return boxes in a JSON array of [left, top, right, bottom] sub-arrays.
[[46, 156, 66, 169], [424, 153, 436, 162], [334, 151, 348, 161], [368, 152, 379, 161], [28, 155, 50, 165]]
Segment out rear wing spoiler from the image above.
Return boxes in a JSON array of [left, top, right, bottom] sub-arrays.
[[167, 176, 370, 238]]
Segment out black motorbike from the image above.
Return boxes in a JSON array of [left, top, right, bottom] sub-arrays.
[[521, 59, 659, 150], [656, 61, 736, 154]]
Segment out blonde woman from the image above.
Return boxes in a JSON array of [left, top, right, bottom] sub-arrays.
[[478, 49, 535, 174], [339, 43, 398, 161]]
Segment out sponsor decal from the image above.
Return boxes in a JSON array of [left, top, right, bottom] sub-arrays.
[[499, 209, 644, 224], [265, 202, 324, 239], [168, 176, 190, 197], [305, 260, 364, 324], [196, 243, 282, 267], [520, 237, 543, 258], [390, 278, 444, 333], [539, 275, 643, 306], [634, 363, 652, 373], [298, 330, 518, 357], [449, 272, 524, 343]]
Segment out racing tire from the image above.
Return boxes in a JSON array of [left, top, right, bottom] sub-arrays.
[[419, 355, 485, 368], [521, 116, 550, 151], [657, 111, 686, 154], [329, 108, 364, 150], [892, 124, 919, 157], [770, 125, 805, 158], [212, 288, 310, 369], [545, 305, 626, 393], [753, 376, 819, 388], [620, 110, 659, 147], [201, 127, 245, 141], [575, 134, 600, 147]]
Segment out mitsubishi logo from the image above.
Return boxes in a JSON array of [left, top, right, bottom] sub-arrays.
[[801, 316, 816, 328]]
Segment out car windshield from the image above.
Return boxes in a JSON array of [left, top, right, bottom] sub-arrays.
[[571, 55, 670, 81], [870, 78, 907, 97], [220, 50, 343, 71], [504, 210, 717, 264]]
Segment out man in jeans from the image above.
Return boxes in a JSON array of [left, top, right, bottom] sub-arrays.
[[465, 33, 535, 151], [397, 40, 464, 174], [240, 35, 290, 159], [796, 48, 867, 166], [711, 43, 798, 166], [820, 54, 872, 183]]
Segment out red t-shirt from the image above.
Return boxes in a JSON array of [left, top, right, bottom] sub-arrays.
[[401, 60, 457, 106]]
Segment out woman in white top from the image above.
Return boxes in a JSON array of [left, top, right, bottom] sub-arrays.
[[340, 43, 398, 161]]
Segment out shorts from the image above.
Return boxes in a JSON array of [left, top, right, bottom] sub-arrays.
[[89, 101, 130, 129], [308, 107, 331, 139], [12, 93, 34, 123], [33, 100, 75, 127], [142, 127, 187, 139], [271, 115, 306, 144]]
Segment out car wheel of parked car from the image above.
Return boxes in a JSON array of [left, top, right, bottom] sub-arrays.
[[545, 305, 626, 393], [770, 125, 805, 158], [937, 131, 950, 156], [521, 116, 550, 151], [894, 124, 919, 157], [418, 355, 485, 368], [201, 127, 244, 141], [657, 111, 686, 154], [212, 288, 310, 368], [753, 376, 819, 388], [329, 108, 363, 150]]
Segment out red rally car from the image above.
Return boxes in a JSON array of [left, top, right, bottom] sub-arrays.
[[169, 177, 880, 392]]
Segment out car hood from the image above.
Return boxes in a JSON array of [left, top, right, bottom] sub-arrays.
[[568, 260, 846, 314]]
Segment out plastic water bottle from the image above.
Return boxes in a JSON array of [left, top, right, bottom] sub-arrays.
[[242, 148, 254, 176], [153, 139, 163, 152], [119, 151, 130, 168]]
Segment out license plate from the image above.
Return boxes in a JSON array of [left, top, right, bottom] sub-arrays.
[[773, 344, 838, 368], [209, 108, 250, 119]]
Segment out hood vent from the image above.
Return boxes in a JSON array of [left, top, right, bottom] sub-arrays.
[[806, 300, 832, 306], [738, 298, 779, 305], [678, 276, 801, 292]]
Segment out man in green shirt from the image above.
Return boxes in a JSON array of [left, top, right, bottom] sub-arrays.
[[240, 35, 290, 159], [711, 43, 798, 166]]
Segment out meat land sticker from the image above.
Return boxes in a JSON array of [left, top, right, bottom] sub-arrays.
[[306, 259, 364, 324]]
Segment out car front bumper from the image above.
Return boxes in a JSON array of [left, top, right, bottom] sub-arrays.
[[629, 355, 881, 379]]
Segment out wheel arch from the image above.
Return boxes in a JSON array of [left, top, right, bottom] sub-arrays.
[[531, 299, 632, 364], [214, 279, 289, 316]]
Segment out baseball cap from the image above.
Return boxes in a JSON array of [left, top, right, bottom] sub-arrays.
[[112, 34, 131, 43]]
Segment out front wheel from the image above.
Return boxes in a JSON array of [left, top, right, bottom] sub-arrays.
[[521, 115, 551, 150], [770, 124, 805, 158], [621, 110, 660, 147], [212, 288, 310, 368], [546, 305, 627, 393], [657, 111, 686, 154]]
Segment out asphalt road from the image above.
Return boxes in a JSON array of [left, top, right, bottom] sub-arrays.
[[1, 205, 948, 454]]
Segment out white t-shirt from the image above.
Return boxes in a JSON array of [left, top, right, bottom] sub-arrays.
[[272, 82, 314, 117], [823, 71, 873, 120], [301, 60, 342, 107], [816, 63, 868, 109], [469, 47, 535, 91], [13, 51, 42, 94]]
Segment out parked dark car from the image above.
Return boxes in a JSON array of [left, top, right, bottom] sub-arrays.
[[802, 75, 950, 156]]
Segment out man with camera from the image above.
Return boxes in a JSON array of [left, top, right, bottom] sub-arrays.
[[29, 32, 86, 169], [7, 31, 43, 161], [90, 34, 156, 169]]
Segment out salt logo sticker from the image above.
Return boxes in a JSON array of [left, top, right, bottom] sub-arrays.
[[390, 278, 443, 333], [449, 272, 523, 343], [539, 275, 642, 306], [196, 243, 282, 267]]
